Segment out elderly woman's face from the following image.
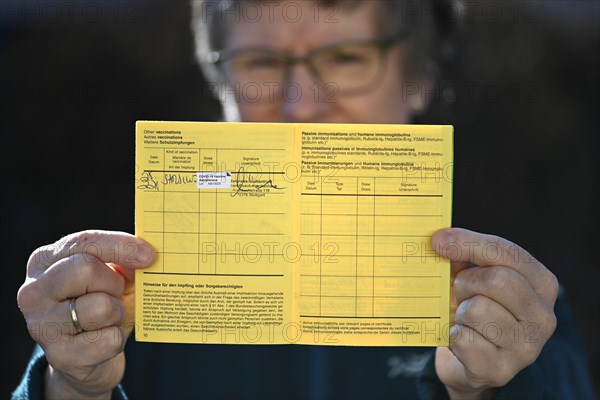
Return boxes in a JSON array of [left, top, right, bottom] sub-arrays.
[[221, 1, 419, 124]]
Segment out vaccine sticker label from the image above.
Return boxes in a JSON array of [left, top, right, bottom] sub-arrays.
[[197, 172, 231, 189]]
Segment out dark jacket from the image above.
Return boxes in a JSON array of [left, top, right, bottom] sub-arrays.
[[12, 289, 596, 399]]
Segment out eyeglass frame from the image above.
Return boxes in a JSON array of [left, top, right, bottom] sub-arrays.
[[205, 30, 411, 98]]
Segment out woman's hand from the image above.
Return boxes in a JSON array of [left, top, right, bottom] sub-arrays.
[[17, 230, 155, 399], [432, 228, 558, 400]]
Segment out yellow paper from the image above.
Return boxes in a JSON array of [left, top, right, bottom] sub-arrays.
[[135, 121, 453, 346]]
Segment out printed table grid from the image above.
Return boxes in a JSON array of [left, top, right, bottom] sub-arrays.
[[299, 176, 444, 319], [141, 146, 290, 277]]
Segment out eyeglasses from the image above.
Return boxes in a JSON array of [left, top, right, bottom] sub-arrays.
[[206, 32, 409, 100]]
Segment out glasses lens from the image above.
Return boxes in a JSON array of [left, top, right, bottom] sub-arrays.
[[217, 39, 392, 103], [222, 50, 285, 86], [313, 43, 382, 94]]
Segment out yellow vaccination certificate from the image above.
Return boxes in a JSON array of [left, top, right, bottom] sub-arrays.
[[135, 121, 453, 346]]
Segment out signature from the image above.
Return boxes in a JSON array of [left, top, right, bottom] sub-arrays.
[[137, 171, 159, 191], [232, 167, 285, 197], [163, 173, 196, 186]]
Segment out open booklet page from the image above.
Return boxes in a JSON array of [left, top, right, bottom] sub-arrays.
[[135, 121, 453, 346]]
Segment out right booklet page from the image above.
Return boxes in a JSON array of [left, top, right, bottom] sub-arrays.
[[294, 123, 453, 346]]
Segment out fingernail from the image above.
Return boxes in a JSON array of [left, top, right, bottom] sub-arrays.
[[136, 241, 155, 264], [444, 229, 455, 243], [432, 228, 453, 246]]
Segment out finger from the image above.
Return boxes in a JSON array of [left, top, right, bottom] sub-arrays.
[[454, 293, 551, 368], [109, 262, 136, 283], [453, 265, 557, 351], [43, 253, 127, 300], [43, 326, 126, 376], [27, 230, 155, 276], [453, 266, 550, 322], [432, 228, 558, 305], [18, 253, 126, 317], [454, 294, 517, 350], [433, 228, 540, 274], [69, 294, 125, 334], [447, 324, 515, 388], [450, 260, 474, 281], [75, 293, 125, 333], [33, 294, 125, 341]]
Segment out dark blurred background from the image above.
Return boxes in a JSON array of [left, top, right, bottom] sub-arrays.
[[1, 1, 598, 398]]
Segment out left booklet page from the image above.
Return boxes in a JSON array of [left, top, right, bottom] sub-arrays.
[[135, 121, 297, 344]]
